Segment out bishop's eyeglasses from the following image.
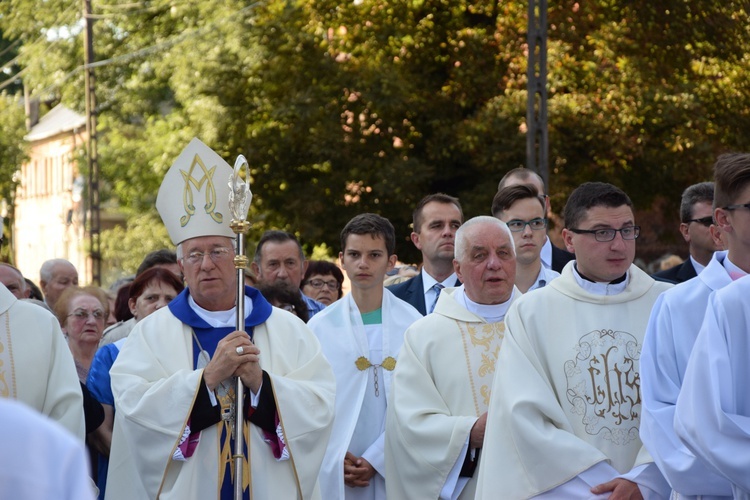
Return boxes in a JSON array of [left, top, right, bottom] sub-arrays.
[[182, 247, 233, 265]]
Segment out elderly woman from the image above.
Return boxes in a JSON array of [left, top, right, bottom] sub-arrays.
[[54, 286, 110, 383], [300, 260, 345, 306], [86, 268, 184, 499], [86, 267, 184, 499]]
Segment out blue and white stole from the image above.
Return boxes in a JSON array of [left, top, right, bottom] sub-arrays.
[[169, 286, 272, 500]]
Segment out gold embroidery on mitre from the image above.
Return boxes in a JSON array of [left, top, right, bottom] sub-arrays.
[[180, 154, 223, 227]]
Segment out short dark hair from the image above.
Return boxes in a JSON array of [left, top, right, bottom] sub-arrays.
[[491, 184, 545, 218], [302, 260, 345, 300], [256, 282, 309, 323], [713, 153, 750, 209], [113, 284, 133, 322], [679, 182, 714, 222], [412, 193, 463, 233], [254, 230, 304, 264], [497, 167, 546, 193], [563, 182, 633, 229], [340, 213, 396, 256], [136, 249, 178, 276]]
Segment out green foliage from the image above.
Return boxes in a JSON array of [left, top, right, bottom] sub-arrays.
[[2, 0, 750, 267], [99, 211, 172, 285]]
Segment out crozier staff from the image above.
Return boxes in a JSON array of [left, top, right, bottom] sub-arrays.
[[105, 138, 335, 500]]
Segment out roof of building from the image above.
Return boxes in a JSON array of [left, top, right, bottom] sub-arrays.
[[24, 104, 86, 142]]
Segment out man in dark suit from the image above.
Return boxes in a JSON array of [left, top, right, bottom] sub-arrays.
[[497, 168, 574, 273], [653, 182, 720, 284], [388, 194, 463, 315]]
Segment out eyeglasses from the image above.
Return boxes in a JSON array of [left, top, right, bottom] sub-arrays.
[[568, 226, 640, 242], [67, 309, 105, 321], [304, 278, 340, 291], [506, 218, 548, 232], [686, 216, 714, 227], [280, 304, 295, 312], [182, 247, 233, 265], [723, 203, 750, 212]]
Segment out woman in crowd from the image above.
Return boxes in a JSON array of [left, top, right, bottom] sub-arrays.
[[86, 267, 184, 499], [55, 286, 110, 383], [300, 260, 344, 306]]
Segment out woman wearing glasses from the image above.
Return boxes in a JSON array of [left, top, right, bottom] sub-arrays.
[[86, 267, 184, 499], [301, 260, 345, 305], [54, 286, 110, 383]]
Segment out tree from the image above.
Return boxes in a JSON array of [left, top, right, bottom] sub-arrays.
[[2, 0, 750, 267]]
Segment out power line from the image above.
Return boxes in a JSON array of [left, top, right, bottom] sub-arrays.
[[0, 3, 81, 74], [0, 1, 260, 115]]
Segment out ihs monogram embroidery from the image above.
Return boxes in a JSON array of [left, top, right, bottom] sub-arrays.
[[565, 329, 641, 445]]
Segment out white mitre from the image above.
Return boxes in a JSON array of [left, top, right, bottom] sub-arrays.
[[156, 137, 235, 245]]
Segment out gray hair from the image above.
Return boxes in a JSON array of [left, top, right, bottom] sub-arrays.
[[454, 216, 515, 262], [39, 259, 74, 284]]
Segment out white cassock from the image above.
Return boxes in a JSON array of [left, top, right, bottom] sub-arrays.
[[475, 263, 672, 499], [0, 284, 85, 441], [675, 275, 750, 498], [309, 289, 421, 500], [106, 291, 335, 500], [0, 398, 94, 500], [640, 251, 734, 499], [385, 286, 518, 500]]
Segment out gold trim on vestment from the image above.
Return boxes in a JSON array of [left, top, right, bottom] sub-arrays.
[[0, 312, 17, 398]]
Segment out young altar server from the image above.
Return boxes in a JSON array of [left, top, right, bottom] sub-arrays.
[[640, 154, 750, 499], [308, 213, 421, 500], [673, 154, 750, 499]]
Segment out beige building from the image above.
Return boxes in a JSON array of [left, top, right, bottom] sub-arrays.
[[13, 104, 90, 285]]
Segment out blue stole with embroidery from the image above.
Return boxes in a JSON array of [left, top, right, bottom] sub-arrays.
[[169, 286, 272, 500]]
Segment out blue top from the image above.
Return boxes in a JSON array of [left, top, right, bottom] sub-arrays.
[[301, 292, 326, 319]]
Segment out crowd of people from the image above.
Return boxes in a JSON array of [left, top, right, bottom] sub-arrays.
[[1, 137, 749, 500]]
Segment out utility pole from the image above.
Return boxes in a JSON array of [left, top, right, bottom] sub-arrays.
[[526, 0, 549, 188], [83, 0, 101, 285]]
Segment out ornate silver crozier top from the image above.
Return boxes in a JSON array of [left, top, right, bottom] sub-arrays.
[[228, 154, 252, 222]]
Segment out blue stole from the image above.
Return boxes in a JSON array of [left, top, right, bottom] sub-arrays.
[[169, 286, 273, 500]]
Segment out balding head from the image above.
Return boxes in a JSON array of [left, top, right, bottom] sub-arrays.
[[0, 264, 30, 299], [39, 259, 78, 308]]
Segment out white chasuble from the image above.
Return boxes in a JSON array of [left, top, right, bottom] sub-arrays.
[[0, 284, 85, 441], [475, 263, 672, 499], [385, 287, 518, 500], [106, 296, 335, 500], [456, 321, 505, 413]]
